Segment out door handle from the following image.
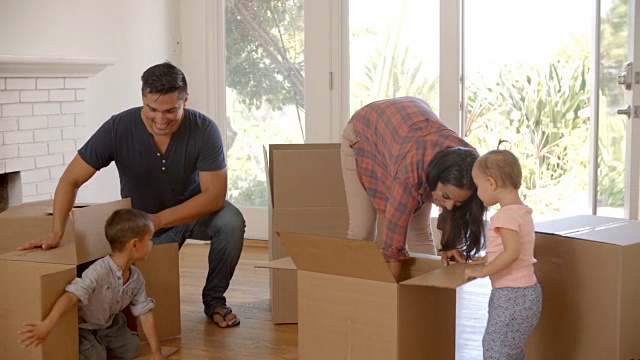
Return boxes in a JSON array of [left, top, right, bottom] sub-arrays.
[[618, 62, 633, 90], [617, 105, 640, 119], [617, 105, 631, 118]]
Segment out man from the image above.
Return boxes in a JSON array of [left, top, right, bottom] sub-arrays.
[[18, 62, 245, 328]]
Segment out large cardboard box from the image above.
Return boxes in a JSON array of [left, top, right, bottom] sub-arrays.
[[265, 144, 349, 324], [527, 215, 640, 360], [0, 199, 181, 359], [261, 231, 479, 360]]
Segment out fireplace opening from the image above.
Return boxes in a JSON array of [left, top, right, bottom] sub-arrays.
[[0, 172, 22, 213]]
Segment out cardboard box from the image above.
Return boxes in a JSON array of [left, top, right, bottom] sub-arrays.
[[260, 231, 479, 360], [526, 215, 640, 360], [134, 242, 181, 341], [0, 199, 181, 359], [265, 144, 349, 323], [0, 200, 111, 259]]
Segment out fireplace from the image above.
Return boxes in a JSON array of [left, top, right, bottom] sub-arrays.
[[0, 55, 113, 206]]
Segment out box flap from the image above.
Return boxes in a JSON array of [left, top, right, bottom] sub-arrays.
[[278, 231, 396, 283], [255, 256, 297, 270], [400, 263, 475, 288], [135, 243, 181, 341], [535, 215, 625, 235], [570, 221, 640, 246], [397, 253, 442, 282], [71, 198, 131, 264], [0, 240, 79, 264], [269, 144, 346, 208], [535, 215, 640, 246], [264, 145, 274, 207]]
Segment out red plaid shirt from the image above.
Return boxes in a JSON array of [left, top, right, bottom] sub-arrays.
[[350, 97, 474, 261]]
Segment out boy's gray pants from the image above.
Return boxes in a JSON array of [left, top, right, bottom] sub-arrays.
[[79, 312, 140, 360]]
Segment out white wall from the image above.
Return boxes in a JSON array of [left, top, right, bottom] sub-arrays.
[[0, 0, 181, 202]]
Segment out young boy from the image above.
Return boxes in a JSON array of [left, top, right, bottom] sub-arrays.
[[18, 208, 165, 360]]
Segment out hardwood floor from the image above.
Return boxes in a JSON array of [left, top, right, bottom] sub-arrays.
[[153, 240, 491, 360]]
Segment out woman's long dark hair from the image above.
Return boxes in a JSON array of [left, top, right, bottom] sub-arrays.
[[426, 147, 486, 260]]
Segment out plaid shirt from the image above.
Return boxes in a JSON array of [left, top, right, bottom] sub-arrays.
[[350, 97, 474, 261]]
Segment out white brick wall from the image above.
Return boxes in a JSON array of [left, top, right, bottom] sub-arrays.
[[0, 75, 90, 203]]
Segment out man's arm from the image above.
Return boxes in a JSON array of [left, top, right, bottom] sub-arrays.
[[18, 292, 79, 348], [18, 155, 97, 250], [151, 169, 227, 230], [138, 311, 165, 360]]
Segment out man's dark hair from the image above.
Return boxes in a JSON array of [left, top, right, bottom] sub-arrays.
[[104, 208, 154, 252], [141, 61, 188, 100]]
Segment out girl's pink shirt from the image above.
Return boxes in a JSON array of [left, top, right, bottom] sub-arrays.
[[486, 204, 538, 288]]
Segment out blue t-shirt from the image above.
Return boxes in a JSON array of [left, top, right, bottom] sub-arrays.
[[79, 107, 225, 228]]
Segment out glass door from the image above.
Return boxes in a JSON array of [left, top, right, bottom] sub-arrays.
[[222, 0, 305, 238], [462, 0, 637, 221], [621, 0, 640, 219]]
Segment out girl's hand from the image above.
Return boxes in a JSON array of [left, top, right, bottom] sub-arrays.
[[465, 266, 485, 280], [470, 255, 487, 265]]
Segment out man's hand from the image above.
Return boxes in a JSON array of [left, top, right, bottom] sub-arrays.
[[440, 249, 464, 266], [17, 320, 54, 349], [17, 232, 62, 251]]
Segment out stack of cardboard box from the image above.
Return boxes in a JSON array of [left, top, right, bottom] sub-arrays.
[[265, 144, 349, 324]]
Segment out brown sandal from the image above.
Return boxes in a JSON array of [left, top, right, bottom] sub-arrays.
[[210, 307, 241, 328]]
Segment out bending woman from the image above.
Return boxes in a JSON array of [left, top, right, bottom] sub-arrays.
[[341, 97, 485, 278]]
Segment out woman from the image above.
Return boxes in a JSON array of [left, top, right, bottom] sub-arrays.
[[341, 97, 485, 278]]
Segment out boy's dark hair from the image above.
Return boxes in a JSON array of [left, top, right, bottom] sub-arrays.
[[104, 208, 154, 252], [141, 61, 188, 100]]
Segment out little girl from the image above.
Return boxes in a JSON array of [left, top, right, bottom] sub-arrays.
[[465, 149, 542, 359]]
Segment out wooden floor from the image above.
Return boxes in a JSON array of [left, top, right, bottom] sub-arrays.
[[154, 241, 491, 360]]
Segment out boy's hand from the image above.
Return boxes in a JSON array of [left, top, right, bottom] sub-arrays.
[[151, 351, 166, 360], [18, 320, 54, 348]]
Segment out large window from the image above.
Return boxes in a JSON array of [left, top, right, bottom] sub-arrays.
[[463, 0, 629, 220], [204, 0, 639, 239], [349, 0, 440, 116]]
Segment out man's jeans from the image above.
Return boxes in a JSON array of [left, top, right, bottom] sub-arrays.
[[153, 200, 245, 317]]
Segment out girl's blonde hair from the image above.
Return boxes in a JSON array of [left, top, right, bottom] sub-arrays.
[[474, 149, 522, 190]]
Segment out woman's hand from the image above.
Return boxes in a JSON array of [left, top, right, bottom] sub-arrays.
[[440, 249, 464, 266]]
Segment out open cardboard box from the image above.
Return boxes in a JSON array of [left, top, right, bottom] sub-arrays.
[[259, 231, 480, 360], [0, 200, 114, 260], [527, 215, 640, 360], [0, 199, 181, 360], [265, 144, 349, 324]]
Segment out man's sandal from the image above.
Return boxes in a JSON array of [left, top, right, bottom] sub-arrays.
[[210, 307, 241, 328]]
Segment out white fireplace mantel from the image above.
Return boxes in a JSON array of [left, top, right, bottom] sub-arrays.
[[0, 55, 115, 77]]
